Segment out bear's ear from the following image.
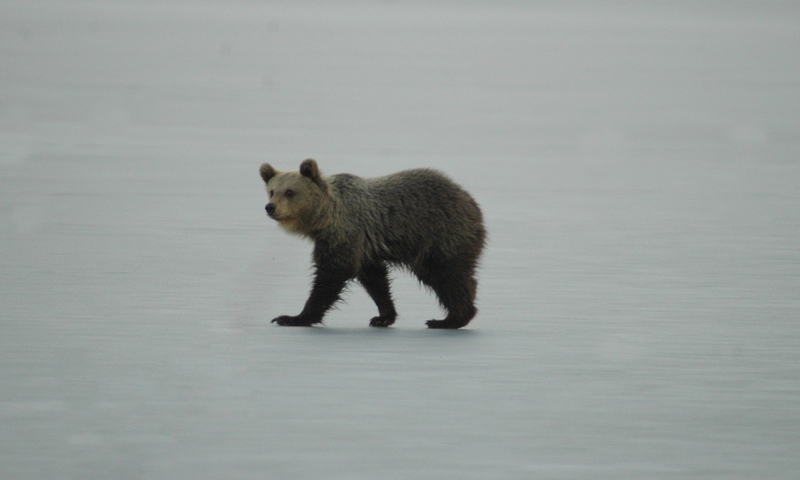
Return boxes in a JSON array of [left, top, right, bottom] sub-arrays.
[[299, 158, 320, 181], [260, 163, 278, 183], [299, 158, 329, 194]]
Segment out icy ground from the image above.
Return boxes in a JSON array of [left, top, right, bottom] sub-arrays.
[[2, 1, 799, 478]]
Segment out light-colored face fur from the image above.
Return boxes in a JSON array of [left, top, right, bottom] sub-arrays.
[[260, 159, 329, 237]]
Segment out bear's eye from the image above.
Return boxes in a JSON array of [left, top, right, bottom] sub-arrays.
[[284, 189, 295, 198], [268, 190, 274, 198]]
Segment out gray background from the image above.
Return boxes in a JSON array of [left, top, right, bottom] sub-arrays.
[[2, 1, 799, 478]]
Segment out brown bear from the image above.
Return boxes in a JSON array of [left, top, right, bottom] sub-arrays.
[[259, 159, 486, 329]]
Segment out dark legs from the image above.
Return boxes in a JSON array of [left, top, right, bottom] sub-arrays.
[[358, 263, 397, 327], [271, 257, 478, 329], [415, 259, 478, 329], [272, 268, 350, 326], [271, 261, 397, 328], [350, 258, 479, 328]]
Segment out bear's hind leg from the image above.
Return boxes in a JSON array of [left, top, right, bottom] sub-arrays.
[[416, 261, 478, 329], [358, 262, 398, 327]]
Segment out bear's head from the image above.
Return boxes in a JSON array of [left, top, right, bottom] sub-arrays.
[[260, 158, 331, 237]]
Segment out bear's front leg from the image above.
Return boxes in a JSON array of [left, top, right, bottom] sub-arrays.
[[271, 266, 351, 327]]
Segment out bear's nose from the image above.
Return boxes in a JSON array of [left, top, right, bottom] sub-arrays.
[[265, 203, 276, 216]]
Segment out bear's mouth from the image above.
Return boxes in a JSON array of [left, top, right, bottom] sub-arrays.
[[270, 212, 291, 222], [269, 212, 293, 224]]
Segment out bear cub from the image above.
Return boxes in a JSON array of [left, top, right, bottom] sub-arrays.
[[260, 158, 486, 329]]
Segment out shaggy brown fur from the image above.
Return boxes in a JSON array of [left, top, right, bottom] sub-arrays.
[[260, 158, 486, 329]]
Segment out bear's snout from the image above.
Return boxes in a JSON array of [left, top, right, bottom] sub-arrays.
[[265, 203, 277, 217]]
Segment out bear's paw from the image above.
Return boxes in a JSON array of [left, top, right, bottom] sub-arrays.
[[271, 315, 316, 327], [369, 316, 396, 328]]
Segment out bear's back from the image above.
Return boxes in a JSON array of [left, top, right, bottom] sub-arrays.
[[329, 169, 484, 262]]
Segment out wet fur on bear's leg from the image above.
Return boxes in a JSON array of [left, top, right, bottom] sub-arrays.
[[416, 258, 478, 329], [272, 267, 351, 326], [358, 262, 398, 327]]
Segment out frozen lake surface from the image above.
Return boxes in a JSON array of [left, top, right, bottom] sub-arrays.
[[2, 1, 799, 478]]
